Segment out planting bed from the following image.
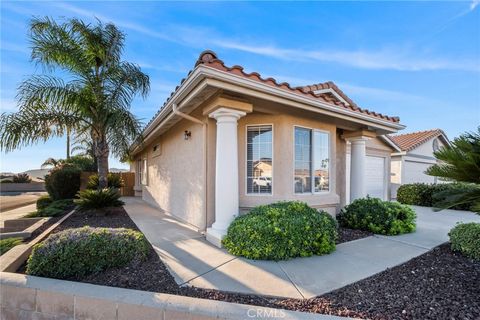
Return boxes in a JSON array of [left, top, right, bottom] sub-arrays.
[[17, 208, 479, 320]]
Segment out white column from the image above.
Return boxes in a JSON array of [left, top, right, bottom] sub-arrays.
[[349, 137, 369, 202], [206, 107, 246, 247]]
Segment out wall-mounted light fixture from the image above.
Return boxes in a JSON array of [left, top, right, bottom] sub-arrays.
[[184, 130, 192, 140]]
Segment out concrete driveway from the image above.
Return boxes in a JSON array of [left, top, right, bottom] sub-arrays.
[[123, 198, 480, 299]]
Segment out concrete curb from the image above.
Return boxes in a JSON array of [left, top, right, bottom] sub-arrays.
[[0, 209, 75, 272], [0, 272, 352, 320]]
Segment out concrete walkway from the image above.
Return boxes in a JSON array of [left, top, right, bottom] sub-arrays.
[[123, 198, 480, 299], [0, 204, 37, 228]]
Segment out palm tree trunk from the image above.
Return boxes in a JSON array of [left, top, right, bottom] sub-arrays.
[[66, 127, 71, 159], [95, 138, 109, 189]]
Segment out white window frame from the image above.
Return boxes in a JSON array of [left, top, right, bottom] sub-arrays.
[[293, 125, 331, 195], [245, 124, 274, 196], [137, 158, 148, 186]]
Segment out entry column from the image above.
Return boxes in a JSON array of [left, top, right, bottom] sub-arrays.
[[206, 107, 246, 247], [349, 136, 369, 202]]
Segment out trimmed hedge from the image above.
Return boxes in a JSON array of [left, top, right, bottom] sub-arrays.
[[449, 223, 480, 260], [27, 227, 149, 278], [45, 166, 81, 200], [75, 188, 124, 211], [397, 183, 478, 211], [222, 201, 337, 261], [337, 197, 416, 235]]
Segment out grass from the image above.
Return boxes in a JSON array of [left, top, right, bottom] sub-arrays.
[[0, 237, 23, 256]]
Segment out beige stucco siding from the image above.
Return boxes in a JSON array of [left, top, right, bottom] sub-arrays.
[[235, 112, 340, 215], [136, 114, 207, 230]]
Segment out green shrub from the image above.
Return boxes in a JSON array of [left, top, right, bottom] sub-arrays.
[[0, 238, 23, 256], [449, 223, 480, 260], [222, 201, 337, 261], [28, 199, 74, 217], [86, 173, 124, 190], [0, 179, 13, 183], [397, 183, 432, 206], [27, 227, 149, 278], [36, 195, 53, 210], [45, 166, 81, 200], [338, 197, 416, 235], [12, 173, 31, 183], [397, 183, 479, 211], [75, 188, 124, 211]]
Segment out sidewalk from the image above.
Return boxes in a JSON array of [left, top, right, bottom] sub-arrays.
[[0, 203, 37, 228], [123, 198, 480, 299]]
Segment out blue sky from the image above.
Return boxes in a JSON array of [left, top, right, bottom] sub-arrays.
[[1, 1, 479, 173]]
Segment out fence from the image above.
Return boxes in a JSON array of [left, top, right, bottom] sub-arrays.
[[80, 172, 135, 196]]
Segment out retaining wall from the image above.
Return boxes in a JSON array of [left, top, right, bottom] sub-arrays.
[[0, 272, 344, 320]]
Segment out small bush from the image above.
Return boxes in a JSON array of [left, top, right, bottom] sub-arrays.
[[36, 195, 53, 210], [0, 238, 23, 256], [86, 173, 124, 190], [75, 188, 124, 211], [0, 180, 13, 183], [222, 201, 337, 260], [449, 223, 480, 260], [28, 199, 74, 217], [338, 197, 416, 235], [45, 166, 81, 200], [27, 227, 149, 278], [397, 183, 478, 211], [12, 173, 31, 183]]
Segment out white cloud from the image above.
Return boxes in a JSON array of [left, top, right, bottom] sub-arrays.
[[0, 99, 19, 112], [211, 41, 480, 72]]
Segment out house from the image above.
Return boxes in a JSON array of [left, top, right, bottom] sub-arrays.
[[389, 129, 450, 195], [130, 50, 405, 247]]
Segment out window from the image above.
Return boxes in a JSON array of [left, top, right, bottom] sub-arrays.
[[294, 127, 329, 193], [432, 138, 440, 152], [137, 159, 147, 186], [247, 125, 273, 194]]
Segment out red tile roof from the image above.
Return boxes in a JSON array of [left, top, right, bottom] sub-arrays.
[[144, 50, 401, 131], [195, 50, 400, 123], [389, 129, 446, 151]]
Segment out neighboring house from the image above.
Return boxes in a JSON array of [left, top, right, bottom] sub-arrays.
[[389, 129, 450, 196], [130, 50, 404, 247]]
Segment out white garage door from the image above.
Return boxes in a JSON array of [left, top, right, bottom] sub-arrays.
[[366, 156, 385, 200]]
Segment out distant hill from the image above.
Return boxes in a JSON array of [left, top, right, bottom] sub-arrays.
[[109, 168, 129, 173], [23, 169, 50, 181]]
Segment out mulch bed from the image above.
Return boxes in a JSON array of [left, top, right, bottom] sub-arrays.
[[337, 227, 372, 244], [19, 208, 480, 320]]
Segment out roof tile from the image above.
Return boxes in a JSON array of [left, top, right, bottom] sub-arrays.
[[389, 129, 446, 151]]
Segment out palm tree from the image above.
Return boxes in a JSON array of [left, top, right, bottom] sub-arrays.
[[426, 127, 480, 212], [0, 17, 149, 188]]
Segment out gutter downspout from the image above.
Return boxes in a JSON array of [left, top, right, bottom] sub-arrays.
[[172, 104, 209, 232]]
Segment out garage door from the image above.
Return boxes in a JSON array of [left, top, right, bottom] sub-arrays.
[[366, 156, 385, 200]]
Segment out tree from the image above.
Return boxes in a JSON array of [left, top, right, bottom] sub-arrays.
[[426, 127, 480, 212], [0, 17, 149, 188]]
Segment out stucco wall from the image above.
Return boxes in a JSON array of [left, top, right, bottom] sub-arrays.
[[394, 136, 446, 185], [135, 111, 207, 230]]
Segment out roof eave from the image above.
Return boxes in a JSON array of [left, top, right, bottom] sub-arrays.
[[131, 65, 405, 155]]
